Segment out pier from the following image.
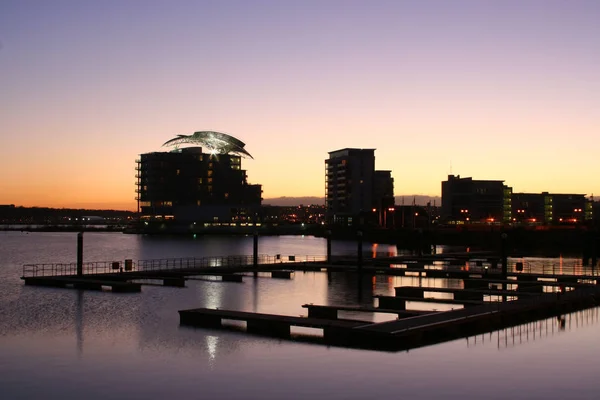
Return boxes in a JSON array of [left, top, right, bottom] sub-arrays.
[[22, 276, 141, 292], [179, 308, 368, 338], [20, 251, 600, 293], [18, 246, 600, 351], [180, 286, 600, 351]]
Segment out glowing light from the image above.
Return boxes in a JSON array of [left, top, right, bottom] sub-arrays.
[[163, 131, 253, 158]]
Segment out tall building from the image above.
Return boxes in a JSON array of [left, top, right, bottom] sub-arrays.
[[136, 131, 262, 223], [325, 148, 394, 226], [373, 170, 395, 227], [441, 175, 512, 223]]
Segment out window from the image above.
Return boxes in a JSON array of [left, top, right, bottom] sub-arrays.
[[224, 193, 229, 199], [197, 178, 203, 184], [208, 162, 213, 169], [197, 200, 201, 206], [176, 169, 180, 175], [208, 171, 213, 177], [207, 178, 213, 183]]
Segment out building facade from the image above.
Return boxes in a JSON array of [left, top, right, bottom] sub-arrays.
[[512, 192, 592, 224], [441, 175, 512, 223], [136, 146, 262, 223], [373, 170, 395, 226], [325, 148, 394, 227]]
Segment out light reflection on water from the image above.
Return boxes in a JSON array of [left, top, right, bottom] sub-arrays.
[[1, 231, 599, 400]]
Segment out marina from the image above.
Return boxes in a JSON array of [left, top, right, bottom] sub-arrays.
[[17, 233, 600, 352], [3, 231, 600, 399]]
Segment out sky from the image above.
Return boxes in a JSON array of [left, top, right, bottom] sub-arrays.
[[1, 0, 599, 210]]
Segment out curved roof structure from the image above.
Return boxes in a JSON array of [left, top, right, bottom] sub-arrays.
[[163, 131, 253, 159]]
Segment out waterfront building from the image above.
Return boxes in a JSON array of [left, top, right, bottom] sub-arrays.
[[373, 170, 395, 227], [325, 148, 394, 227], [136, 131, 262, 223], [441, 175, 512, 224], [512, 192, 592, 225]]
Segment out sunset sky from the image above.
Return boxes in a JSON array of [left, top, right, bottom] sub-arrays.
[[1, 0, 598, 210]]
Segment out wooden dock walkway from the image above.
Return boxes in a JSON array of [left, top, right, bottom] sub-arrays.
[[301, 304, 434, 319], [22, 276, 141, 292], [180, 287, 600, 351], [375, 295, 487, 309], [394, 285, 544, 301], [179, 308, 369, 338]]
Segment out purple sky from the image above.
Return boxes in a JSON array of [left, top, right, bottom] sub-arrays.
[[1, 0, 599, 209]]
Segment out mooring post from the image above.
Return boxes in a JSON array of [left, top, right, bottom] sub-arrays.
[[501, 232, 508, 277], [357, 230, 363, 273], [77, 232, 84, 276], [253, 231, 258, 277], [501, 232, 508, 302], [326, 230, 332, 264]]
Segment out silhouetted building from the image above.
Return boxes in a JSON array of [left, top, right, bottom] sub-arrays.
[[136, 146, 262, 223], [325, 148, 394, 226], [441, 175, 511, 223], [373, 170, 395, 226], [511, 193, 548, 224], [511, 192, 593, 225]]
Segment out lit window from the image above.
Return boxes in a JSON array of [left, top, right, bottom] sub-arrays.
[[208, 178, 213, 183], [208, 171, 213, 177], [176, 169, 180, 175], [198, 178, 203, 184], [224, 193, 229, 198], [209, 163, 213, 169], [197, 200, 201, 206]]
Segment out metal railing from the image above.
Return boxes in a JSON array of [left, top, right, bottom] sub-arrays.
[[21, 253, 600, 279], [22, 260, 135, 278], [22, 254, 331, 278]]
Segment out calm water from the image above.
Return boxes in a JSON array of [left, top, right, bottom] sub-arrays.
[[1, 232, 599, 400]]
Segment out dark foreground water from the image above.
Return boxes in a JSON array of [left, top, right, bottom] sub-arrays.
[[1, 232, 599, 400]]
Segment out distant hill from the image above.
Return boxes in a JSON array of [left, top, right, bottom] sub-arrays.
[[263, 195, 441, 207]]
